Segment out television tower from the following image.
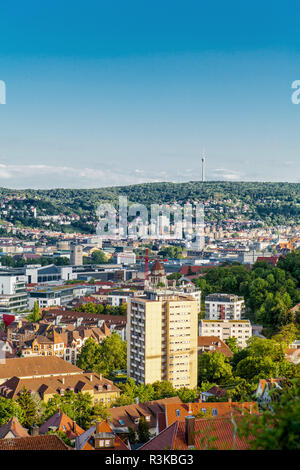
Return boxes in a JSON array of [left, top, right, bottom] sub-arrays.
[[201, 148, 206, 182]]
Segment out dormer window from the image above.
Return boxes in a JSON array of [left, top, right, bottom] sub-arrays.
[[176, 409, 180, 417]]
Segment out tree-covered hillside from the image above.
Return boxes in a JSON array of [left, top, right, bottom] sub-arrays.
[[0, 181, 299, 230]]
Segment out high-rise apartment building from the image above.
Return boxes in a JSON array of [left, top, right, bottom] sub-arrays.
[[205, 293, 245, 320], [127, 291, 198, 389]]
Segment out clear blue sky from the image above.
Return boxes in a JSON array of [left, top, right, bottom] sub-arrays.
[[0, 0, 299, 188]]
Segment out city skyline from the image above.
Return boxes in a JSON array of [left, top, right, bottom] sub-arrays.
[[0, 1, 300, 188]]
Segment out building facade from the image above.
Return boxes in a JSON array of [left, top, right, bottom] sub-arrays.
[[127, 292, 198, 389], [205, 293, 245, 320], [0, 274, 28, 313], [199, 319, 252, 348]]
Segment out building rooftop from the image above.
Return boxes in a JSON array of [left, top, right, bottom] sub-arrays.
[[0, 356, 82, 382]]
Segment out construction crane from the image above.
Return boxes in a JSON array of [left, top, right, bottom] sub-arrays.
[[139, 248, 168, 282]]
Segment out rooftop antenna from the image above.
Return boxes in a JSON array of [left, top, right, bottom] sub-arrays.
[[201, 148, 206, 182]]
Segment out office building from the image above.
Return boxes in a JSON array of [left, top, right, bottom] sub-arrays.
[[0, 274, 28, 313]]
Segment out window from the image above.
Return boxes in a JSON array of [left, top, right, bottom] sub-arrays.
[[212, 408, 218, 416], [201, 408, 206, 413], [176, 409, 180, 417]]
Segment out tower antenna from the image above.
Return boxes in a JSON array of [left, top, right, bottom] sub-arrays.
[[201, 148, 206, 182]]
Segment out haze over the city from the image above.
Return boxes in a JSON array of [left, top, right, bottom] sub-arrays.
[[0, 1, 300, 188]]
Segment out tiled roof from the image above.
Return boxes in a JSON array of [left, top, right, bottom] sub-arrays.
[[0, 434, 72, 450], [109, 397, 183, 432], [39, 411, 86, 440], [0, 417, 29, 439], [140, 416, 253, 450], [0, 373, 120, 400], [0, 356, 82, 382], [75, 421, 129, 451], [174, 416, 252, 450], [198, 336, 233, 358], [165, 402, 258, 427]]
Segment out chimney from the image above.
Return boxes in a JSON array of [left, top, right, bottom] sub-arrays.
[[61, 377, 65, 385], [185, 416, 195, 448], [31, 425, 39, 436], [73, 420, 77, 433], [96, 420, 101, 434], [90, 374, 93, 382], [249, 404, 253, 415], [228, 398, 232, 407], [188, 403, 193, 414]]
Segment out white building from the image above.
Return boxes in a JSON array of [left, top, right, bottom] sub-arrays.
[[199, 319, 252, 348], [114, 252, 136, 266], [0, 273, 28, 313], [205, 293, 245, 320]]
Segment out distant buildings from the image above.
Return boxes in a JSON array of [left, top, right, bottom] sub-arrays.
[[70, 243, 83, 266], [28, 284, 95, 309], [0, 273, 28, 313], [113, 251, 136, 266]]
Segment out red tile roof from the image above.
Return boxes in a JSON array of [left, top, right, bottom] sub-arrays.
[[0, 417, 29, 439], [198, 336, 233, 357], [0, 434, 72, 450], [140, 416, 254, 450], [165, 402, 258, 427], [38, 411, 87, 442]]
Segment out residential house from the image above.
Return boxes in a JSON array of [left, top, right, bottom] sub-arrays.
[[0, 371, 120, 405], [198, 336, 233, 358], [75, 420, 129, 450], [39, 410, 93, 449], [108, 397, 183, 435], [0, 417, 29, 439]]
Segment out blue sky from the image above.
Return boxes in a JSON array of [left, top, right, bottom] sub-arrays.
[[0, 0, 299, 188]]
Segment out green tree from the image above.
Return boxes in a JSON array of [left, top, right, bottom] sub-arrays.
[[76, 337, 101, 371], [128, 426, 137, 444], [137, 417, 150, 443], [225, 337, 240, 354], [27, 301, 41, 323], [198, 352, 233, 385], [238, 379, 300, 449], [96, 333, 127, 376], [91, 250, 108, 264], [17, 387, 39, 427], [152, 381, 177, 399], [0, 397, 24, 426], [177, 388, 198, 403]]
